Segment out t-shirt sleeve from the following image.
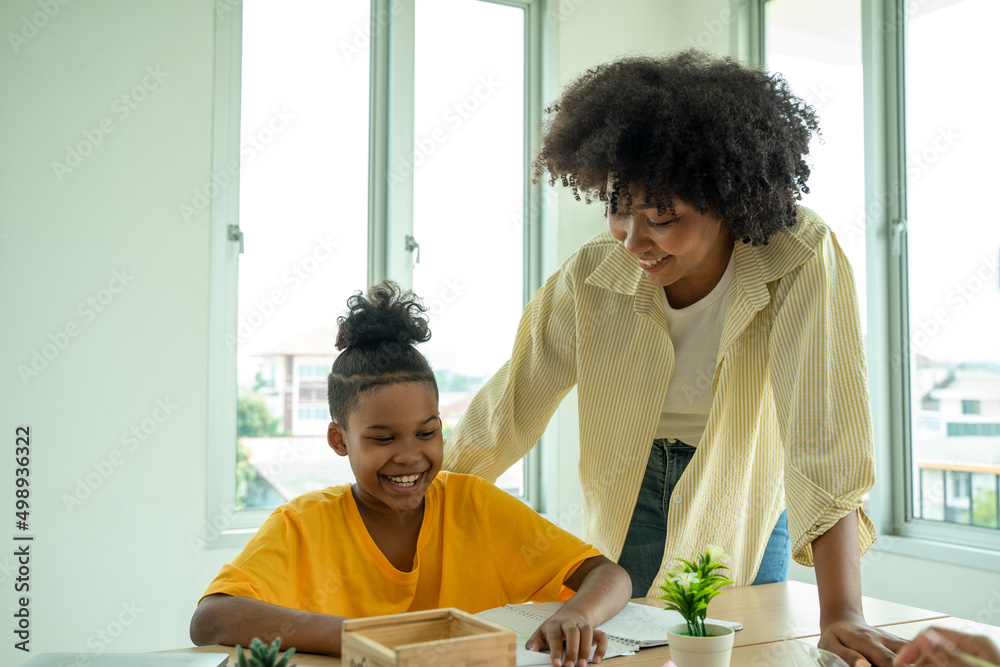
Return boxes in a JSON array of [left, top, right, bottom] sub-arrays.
[[470, 477, 602, 603], [199, 505, 304, 607]]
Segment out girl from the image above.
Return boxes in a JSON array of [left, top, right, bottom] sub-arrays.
[[191, 281, 631, 667]]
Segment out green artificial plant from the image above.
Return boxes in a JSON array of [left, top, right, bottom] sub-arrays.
[[656, 544, 734, 637], [235, 636, 297, 667]]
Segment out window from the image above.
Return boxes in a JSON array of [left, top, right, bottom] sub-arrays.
[[903, 0, 1000, 542], [410, 0, 528, 497], [765, 0, 866, 325], [962, 399, 982, 416], [760, 0, 1000, 557], [230, 0, 370, 513], [206, 0, 542, 547], [947, 423, 1000, 438]]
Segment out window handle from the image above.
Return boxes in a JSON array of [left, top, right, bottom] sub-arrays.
[[228, 225, 245, 255], [405, 235, 420, 266], [890, 218, 906, 257]]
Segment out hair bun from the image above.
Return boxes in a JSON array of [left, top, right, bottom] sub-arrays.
[[335, 281, 431, 351]]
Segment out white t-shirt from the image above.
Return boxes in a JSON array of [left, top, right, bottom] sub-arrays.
[[653, 250, 735, 446]]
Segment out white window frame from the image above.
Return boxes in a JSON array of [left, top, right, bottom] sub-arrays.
[[204, 0, 544, 549], [751, 0, 1000, 571]]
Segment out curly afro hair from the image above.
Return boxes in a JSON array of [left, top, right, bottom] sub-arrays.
[[534, 50, 819, 245], [328, 280, 437, 427]]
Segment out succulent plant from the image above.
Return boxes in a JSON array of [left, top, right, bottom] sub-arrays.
[[234, 636, 296, 667]]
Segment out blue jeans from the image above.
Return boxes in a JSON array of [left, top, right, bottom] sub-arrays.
[[617, 439, 790, 597]]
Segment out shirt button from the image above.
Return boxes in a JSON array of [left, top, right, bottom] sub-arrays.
[[673, 495, 682, 504]]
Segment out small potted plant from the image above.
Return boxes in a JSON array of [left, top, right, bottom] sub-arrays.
[[657, 545, 735, 667], [235, 637, 297, 667]]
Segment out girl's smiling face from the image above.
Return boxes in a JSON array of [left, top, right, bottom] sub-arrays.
[[327, 381, 442, 517]]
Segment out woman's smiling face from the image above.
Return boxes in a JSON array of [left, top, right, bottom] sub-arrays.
[[327, 381, 442, 517], [607, 191, 734, 294]]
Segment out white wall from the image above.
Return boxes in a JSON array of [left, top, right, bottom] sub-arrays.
[[1, 1, 243, 665]]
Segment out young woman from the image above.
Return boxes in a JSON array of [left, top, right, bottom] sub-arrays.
[[191, 282, 631, 667], [444, 50, 904, 667]]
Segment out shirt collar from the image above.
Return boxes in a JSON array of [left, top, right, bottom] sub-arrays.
[[583, 215, 817, 304]]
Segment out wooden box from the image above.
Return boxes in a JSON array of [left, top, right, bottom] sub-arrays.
[[341, 607, 516, 667]]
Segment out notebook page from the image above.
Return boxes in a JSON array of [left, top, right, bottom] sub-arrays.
[[517, 601, 742, 647], [475, 604, 638, 665]]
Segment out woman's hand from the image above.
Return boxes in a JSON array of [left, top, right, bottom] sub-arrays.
[[526, 610, 607, 667], [893, 627, 1000, 667], [818, 612, 908, 667]]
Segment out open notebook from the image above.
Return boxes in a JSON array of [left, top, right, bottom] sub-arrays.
[[476, 601, 741, 666]]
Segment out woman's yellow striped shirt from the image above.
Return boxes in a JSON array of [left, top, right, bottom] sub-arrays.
[[443, 206, 877, 592]]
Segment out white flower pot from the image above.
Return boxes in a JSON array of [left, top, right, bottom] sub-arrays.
[[666, 623, 735, 667]]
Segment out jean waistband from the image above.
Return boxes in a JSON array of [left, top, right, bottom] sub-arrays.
[[652, 438, 695, 450]]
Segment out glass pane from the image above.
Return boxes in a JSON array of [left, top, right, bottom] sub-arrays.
[[765, 0, 866, 330], [236, 0, 370, 509], [906, 0, 1000, 530], [413, 0, 526, 496]]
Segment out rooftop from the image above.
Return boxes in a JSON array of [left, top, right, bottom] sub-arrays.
[[254, 326, 340, 358]]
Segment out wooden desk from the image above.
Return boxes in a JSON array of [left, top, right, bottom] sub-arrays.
[[168, 581, 981, 667], [634, 580, 946, 648]]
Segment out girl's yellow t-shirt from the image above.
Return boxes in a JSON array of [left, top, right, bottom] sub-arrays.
[[201, 471, 600, 617]]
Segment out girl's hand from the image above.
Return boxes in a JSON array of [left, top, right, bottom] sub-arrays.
[[526, 611, 608, 667], [893, 627, 1000, 667]]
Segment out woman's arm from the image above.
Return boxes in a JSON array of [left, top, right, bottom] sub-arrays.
[[813, 511, 906, 667], [443, 253, 581, 481], [526, 556, 633, 667], [190, 593, 345, 656]]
